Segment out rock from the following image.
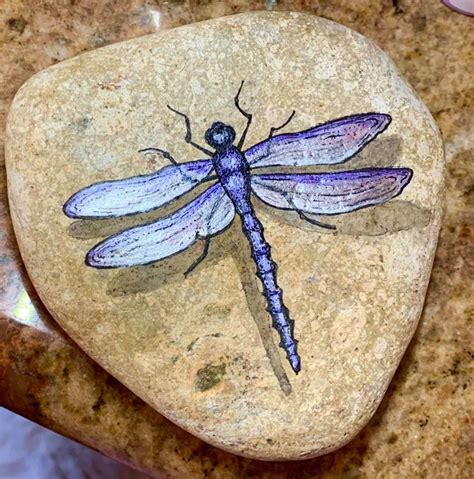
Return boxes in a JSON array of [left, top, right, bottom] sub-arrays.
[[5, 12, 444, 460]]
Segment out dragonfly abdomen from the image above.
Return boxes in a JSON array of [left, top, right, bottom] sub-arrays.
[[240, 210, 301, 374]]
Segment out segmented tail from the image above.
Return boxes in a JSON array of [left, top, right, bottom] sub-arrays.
[[241, 211, 301, 373]]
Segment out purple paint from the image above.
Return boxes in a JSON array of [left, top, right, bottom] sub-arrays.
[[441, 0, 474, 16], [213, 141, 301, 372], [64, 81, 413, 375]]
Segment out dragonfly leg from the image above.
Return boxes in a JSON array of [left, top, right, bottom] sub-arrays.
[[138, 147, 178, 165], [235, 80, 253, 149], [296, 210, 336, 230], [268, 110, 296, 139], [167, 105, 214, 157], [284, 194, 336, 230], [184, 236, 211, 278], [138, 147, 199, 184]]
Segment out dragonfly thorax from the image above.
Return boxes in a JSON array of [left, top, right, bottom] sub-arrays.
[[205, 122, 236, 151]]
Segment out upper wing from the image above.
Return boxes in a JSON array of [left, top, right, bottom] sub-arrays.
[[245, 113, 391, 168], [63, 160, 214, 219], [251, 168, 413, 215], [86, 183, 235, 268]]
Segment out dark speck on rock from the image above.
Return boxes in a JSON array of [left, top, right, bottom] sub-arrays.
[[195, 363, 226, 392], [387, 432, 398, 444], [418, 418, 429, 427], [392, 0, 403, 14], [7, 17, 27, 34]]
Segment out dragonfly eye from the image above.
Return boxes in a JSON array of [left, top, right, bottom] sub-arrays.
[[205, 122, 236, 150]]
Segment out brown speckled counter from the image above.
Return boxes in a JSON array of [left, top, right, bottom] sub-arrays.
[[0, 1, 472, 477]]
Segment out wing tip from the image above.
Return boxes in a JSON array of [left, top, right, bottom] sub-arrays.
[[350, 112, 391, 135], [367, 112, 392, 133], [372, 166, 413, 188], [85, 240, 116, 268], [384, 167, 413, 200], [378, 112, 392, 128], [85, 248, 100, 268], [63, 197, 79, 219], [85, 248, 114, 269], [398, 166, 413, 189], [63, 190, 92, 219]]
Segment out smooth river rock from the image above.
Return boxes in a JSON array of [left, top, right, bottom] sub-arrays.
[[5, 12, 444, 460]]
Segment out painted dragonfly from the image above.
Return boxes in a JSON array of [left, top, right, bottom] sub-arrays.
[[63, 81, 413, 374]]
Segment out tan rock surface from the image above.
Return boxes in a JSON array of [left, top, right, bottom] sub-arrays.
[[5, 12, 444, 460]]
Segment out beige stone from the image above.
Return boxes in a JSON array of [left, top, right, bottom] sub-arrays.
[[5, 12, 444, 460]]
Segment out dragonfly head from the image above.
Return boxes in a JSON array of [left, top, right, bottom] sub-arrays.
[[205, 122, 236, 151]]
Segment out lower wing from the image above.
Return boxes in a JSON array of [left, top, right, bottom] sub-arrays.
[[63, 159, 214, 219], [251, 168, 413, 215], [86, 183, 235, 268]]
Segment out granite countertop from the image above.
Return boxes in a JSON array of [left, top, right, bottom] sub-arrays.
[[0, 1, 472, 478]]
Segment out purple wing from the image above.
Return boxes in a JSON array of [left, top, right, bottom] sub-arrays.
[[86, 183, 235, 268], [251, 168, 413, 215], [63, 160, 214, 219], [245, 113, 391, 168]]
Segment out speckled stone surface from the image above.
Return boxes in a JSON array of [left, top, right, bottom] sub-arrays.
[[0, 0, 472, 477], [5, 11, 444, 459]]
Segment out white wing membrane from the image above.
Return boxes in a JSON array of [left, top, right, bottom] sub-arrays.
[[64, 160, 214, 219], [86, 183, 235, 268]]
